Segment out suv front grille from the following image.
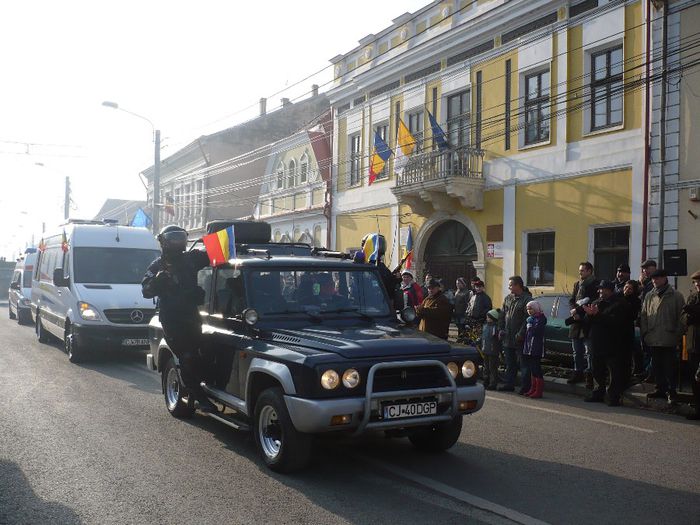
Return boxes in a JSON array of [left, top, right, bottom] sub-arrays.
[[373, 365, 450, 392], [103, 309, 155, 324]]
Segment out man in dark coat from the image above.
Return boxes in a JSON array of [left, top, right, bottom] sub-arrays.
[[613, 263, 631, 296], [497, 276, 532, 392], [466, 279, 493, 325], [142, 225, 215, 412], [682, 270, 700, 420], [581, 280, 630, 405], [416, 278, 453, 340], [638, 259, 658, 381], [567, 262, 598, 385]]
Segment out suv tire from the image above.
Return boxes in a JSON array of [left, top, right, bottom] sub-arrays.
[[163, 356, 195, 418], [36, 312, 50, 343], [65, 326, 86, 364], [253, 387, 311, 473], [408, 415, 463, 452]]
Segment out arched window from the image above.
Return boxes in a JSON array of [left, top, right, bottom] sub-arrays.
[[298, 231, 313, 245], [276, 163, 285, 190], [280, 233, 292, 243], [299, 152, 309, 184], [287, 160, 296, 188], [313, 225, 323, 248], [273, 230, 281, 242]]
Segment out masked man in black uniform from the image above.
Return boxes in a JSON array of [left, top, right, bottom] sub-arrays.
[[142, 225, 215, 412]]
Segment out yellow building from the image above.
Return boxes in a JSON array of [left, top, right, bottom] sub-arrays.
[[328, 0, 648, 304]]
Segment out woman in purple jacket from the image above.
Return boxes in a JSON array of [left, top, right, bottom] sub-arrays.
[[523, 300, 547, 399]]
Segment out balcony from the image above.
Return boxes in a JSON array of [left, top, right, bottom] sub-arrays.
[[392, 144, 485, 215]]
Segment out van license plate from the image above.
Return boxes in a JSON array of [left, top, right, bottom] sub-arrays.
[[122, 338, 149, 346], [383, 401, 437, 420]]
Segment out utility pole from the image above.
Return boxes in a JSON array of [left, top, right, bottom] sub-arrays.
[[153, 129, 161, 234], [64, 176, 71, 220]]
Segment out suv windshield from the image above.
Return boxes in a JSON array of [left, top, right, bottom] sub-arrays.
[[247, 268, 391, 318], [73, 248, 160, 284]]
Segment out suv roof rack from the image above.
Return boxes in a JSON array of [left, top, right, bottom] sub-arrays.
[[61, 219, 106, 226], [311, 248, 351, 260]]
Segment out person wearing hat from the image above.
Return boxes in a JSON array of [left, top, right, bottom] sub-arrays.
[[497, 275, 532, 392], [581, 279, 630, 405], [638, 259, 658, 382], [681, 270, 700, 419], [481, 308, 503, 390], [415, 278, 453, 340], [640, 268, 686, 403], [614, 263, 631, 296], [397, 269, 423, 311]]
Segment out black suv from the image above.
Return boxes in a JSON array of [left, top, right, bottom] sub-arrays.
[[146, 222, 484, 472]]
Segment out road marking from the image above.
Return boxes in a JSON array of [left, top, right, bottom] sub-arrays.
[[359, 454, 550, 525], [486, 395, 656, 433]]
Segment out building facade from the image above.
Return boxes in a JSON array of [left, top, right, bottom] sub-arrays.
[[328, 0, 649, 304]]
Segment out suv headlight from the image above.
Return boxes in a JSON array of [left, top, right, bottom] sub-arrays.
[[78, 302, 101, 321], [446, 362, 459, 378], [321, 369, 340, 390], [461, 360, 476, 378], [342, 368, 360, 388]]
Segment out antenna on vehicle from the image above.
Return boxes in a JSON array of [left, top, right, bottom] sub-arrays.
[[115, 225, 120, 243]]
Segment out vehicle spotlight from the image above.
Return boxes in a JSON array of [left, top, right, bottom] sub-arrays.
[[321, 369, 340, 390], [461, 360, 476, 378], [446, 362, 459, 379], [342, 368, 360, 388]]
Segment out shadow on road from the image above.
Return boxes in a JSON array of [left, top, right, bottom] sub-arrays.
[[0, 460, 82, 524], [76, 350, 160, 395]]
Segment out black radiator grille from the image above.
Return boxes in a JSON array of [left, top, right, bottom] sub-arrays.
[[103, 309, 155, 324]]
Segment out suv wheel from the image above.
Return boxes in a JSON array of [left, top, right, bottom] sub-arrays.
[[408, 415, 463, 452], [36, 312, 50, 343], [163, 356, 195, 418], [8, 303, 16, 320], [253, 387, 311, 473], [65, 326, 85, 364]]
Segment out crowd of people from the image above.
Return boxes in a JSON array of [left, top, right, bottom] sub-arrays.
[[354, 234, 699, 419]]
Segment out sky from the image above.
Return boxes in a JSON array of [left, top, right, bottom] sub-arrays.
[[0, 0, 429, 261]]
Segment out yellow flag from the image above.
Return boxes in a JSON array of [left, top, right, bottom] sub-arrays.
[[394, 119, 416, 176]]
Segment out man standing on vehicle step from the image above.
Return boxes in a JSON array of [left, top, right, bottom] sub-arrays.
[[142, 225, 216, 412]]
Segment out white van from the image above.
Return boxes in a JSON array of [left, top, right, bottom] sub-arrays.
[[8, 248, 38, 324], [31, 220, 160, 363]]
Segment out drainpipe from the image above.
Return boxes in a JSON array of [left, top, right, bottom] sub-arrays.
[[642, 0, 652, 261], [656, 0, 668, 266]]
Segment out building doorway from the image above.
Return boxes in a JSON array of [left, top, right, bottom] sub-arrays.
[[423, 220, 477, 291]]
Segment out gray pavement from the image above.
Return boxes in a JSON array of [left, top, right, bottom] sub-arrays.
[[1, 304, 698, 525]]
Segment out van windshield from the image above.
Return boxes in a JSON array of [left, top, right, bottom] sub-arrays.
[[73, 248, 160, 284]]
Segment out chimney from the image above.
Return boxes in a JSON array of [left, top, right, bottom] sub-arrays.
[[259, 97, 267, 116], [311, 84, 319, 97], [281, 97, 291, 108]]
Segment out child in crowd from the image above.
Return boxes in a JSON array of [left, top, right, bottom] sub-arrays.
[[481, 308, 502, 391], [522, 300, 547, 399]]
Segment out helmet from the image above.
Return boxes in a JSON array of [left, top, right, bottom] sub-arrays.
[[157, 225, 188, 254]]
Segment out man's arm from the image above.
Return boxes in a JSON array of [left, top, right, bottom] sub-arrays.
[[142, 258, 166, 299]]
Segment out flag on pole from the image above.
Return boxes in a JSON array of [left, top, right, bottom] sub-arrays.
[[202, 225, 236, 266], [38, 238, 46, 252], [368, 131, 393, 185], [394, 119, 416, 177], [362, 233, 381, 264], [61, 229, 69, 253], [403, 226, 414, 270], [427, 110, 450, 151], [130, 208, 152, 228]]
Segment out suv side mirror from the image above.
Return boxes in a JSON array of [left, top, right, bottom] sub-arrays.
[[53, 268, 70, 287], [10, 281, 20, 290]]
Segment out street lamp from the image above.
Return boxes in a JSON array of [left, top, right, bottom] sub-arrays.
[[101, 101, 161, 233]]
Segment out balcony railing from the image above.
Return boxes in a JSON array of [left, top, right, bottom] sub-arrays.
[[396, 144, 485, 187]]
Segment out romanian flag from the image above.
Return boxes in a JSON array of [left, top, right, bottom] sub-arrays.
[[368, 131, 393, 185], [61, 229, 69, 253], [427, 110, 450, 151], [403, 226, 414, 270], [202, 225, 236, 266], [394, 119, 416, 176], [363, 233, 380, 264]]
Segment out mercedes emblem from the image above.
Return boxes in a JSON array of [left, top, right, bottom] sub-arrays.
[[130, 309, 145, 323]]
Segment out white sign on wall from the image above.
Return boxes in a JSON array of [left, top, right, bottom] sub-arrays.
[[399, 227, 410, 245]]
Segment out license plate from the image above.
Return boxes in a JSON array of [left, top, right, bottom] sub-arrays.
[[383, 400, 437, 420], [122, 338, 149, 346]]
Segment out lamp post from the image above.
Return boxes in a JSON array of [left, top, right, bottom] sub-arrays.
[[34, 162, 71, 222], [101, 101, 161, 233]]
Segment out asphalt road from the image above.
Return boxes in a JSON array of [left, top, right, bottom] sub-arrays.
[[1, 303, 698, 525]]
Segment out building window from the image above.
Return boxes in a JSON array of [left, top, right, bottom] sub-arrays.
[[374, 123, 388, 179], [276, 164, 284, 190], [446, 90, 469, 148], [590, 46, 623, 131], [299, 153, 308, 184], [593, 226, 629, 280], [287, 160, 296, 189], [349, 133, 361, 186], [505, 59, 512, 150], [526, 231, 555, 286], [475, 71, 482, 147], [524, 69, 550, 145], [408, 110, 423, 151]]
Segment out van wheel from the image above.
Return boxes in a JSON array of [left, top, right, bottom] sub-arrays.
[[36, 313, 50, 343], [408, 415, 463, 452], [253, 387, 311, 473], [65, 327, 86, 364], [163, 356, 195, 418]]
